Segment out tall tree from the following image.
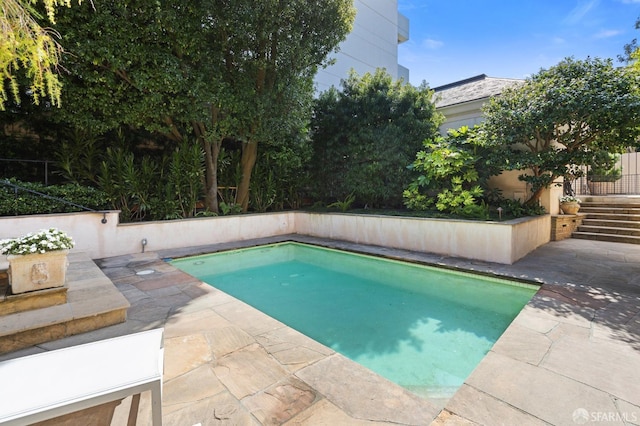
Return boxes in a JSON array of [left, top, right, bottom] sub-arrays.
[[53, 0, 354, 212], [309, 70, 442, 208], [216, 0, 354, 211], [619, 16, 640, 64], [481, 57, 640, 205], [1, 0, 75, 110]]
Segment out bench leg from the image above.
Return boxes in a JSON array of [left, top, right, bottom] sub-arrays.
[[150, 382, 163, 425], [127, 393, 141, 426]]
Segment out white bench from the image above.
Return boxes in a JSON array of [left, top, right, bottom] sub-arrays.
[[0, 328, 164, 425]]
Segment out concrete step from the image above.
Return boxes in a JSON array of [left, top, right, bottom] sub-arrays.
[[579, 196, 640, 204], [0, 252, 130, 355], [577, 225, 640, 237], [570, 197, 640, 244], [579, 206, 640, 214], [572, 232, 640, 245], [579, 212, 640, 221], [582, 219, 640, 229], [580, 203, 640, 208]]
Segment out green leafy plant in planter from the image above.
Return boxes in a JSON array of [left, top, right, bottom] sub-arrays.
[[327, 193, 355, 212]]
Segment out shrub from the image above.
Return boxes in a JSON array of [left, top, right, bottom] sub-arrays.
[[0, 179, 110, 216]]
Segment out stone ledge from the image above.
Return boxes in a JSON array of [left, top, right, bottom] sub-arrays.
[[0, 252, 130, 355], [0, 284, 67, 316]]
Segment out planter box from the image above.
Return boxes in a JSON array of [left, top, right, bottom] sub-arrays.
[[7, 250, 69, 294]]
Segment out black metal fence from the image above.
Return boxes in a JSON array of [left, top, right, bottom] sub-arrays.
[[574, 174, 640, 195], [0, 158, 56, 185]]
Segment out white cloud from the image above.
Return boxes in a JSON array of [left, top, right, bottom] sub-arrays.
[[564, 0, 600, 24], [422, 38, 444, 49], [594, 29, 623, 38]]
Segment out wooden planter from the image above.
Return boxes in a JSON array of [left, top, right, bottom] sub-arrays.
[[560, 202, 580, 215], [7, 250, 69, 294]]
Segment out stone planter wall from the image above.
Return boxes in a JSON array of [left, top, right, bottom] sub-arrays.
[[550, 214, 584, 241], [0, 211, 550, 265]]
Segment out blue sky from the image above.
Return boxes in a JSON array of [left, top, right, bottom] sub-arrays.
[[398, 0, 640, 88]]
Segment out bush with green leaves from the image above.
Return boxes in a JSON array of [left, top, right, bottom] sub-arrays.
[[499, 198, 546, 218], [97, 141, 205, 222], [587, 151, 622, 182], [309, 69, 442, 208], [0, 179, 110, 216], [403, 126, 498, 219], [250, 133, 312, 212]]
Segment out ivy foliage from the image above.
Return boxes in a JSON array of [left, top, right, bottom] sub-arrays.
[[480, 57, 640, 205], [309, 70, 442, 208]]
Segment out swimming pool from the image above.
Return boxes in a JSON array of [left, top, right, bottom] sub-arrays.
[[171, 242, 536, 401]]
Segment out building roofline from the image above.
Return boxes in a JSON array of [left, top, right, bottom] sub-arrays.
[[433, 74, 488, 92], [433, 74, 525, 108]]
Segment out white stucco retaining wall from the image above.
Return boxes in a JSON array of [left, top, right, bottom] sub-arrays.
[[0, 211, 550, 265], [294, 212, 550, 264]]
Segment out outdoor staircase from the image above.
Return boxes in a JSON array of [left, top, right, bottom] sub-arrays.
[[572, 196, 640, 244]]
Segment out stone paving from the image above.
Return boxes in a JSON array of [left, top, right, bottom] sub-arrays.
[[2, 236, 640, 425]]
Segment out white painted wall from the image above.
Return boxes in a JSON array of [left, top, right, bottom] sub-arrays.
[[315, 0, 409, 93], [294, 212, 549, 264], [437, 100, 487, 135], [0, 211, 549, 265]]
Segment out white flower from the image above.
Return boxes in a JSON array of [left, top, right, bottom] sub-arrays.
[[559, 195, 581, 204], [0, 228, 74, 255]]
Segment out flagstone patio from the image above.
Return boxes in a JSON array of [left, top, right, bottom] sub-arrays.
[[1, 236, 639, 425]]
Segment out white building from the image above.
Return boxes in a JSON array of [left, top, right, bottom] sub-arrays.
[[314, 0, 410, 93]]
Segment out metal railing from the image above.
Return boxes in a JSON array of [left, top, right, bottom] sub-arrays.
[[0, 158, 56, 186], [573, 174, 640, 196], [1, 179, 108, 223]]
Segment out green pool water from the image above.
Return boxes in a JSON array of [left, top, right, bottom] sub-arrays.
[[171, 242, 536, 400]]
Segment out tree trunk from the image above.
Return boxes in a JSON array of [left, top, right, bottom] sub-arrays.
[[202, 138, 222, 213], [524, 186, 544, 206], [193, 119, 222, 214], [237, 140, 258, 212]]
